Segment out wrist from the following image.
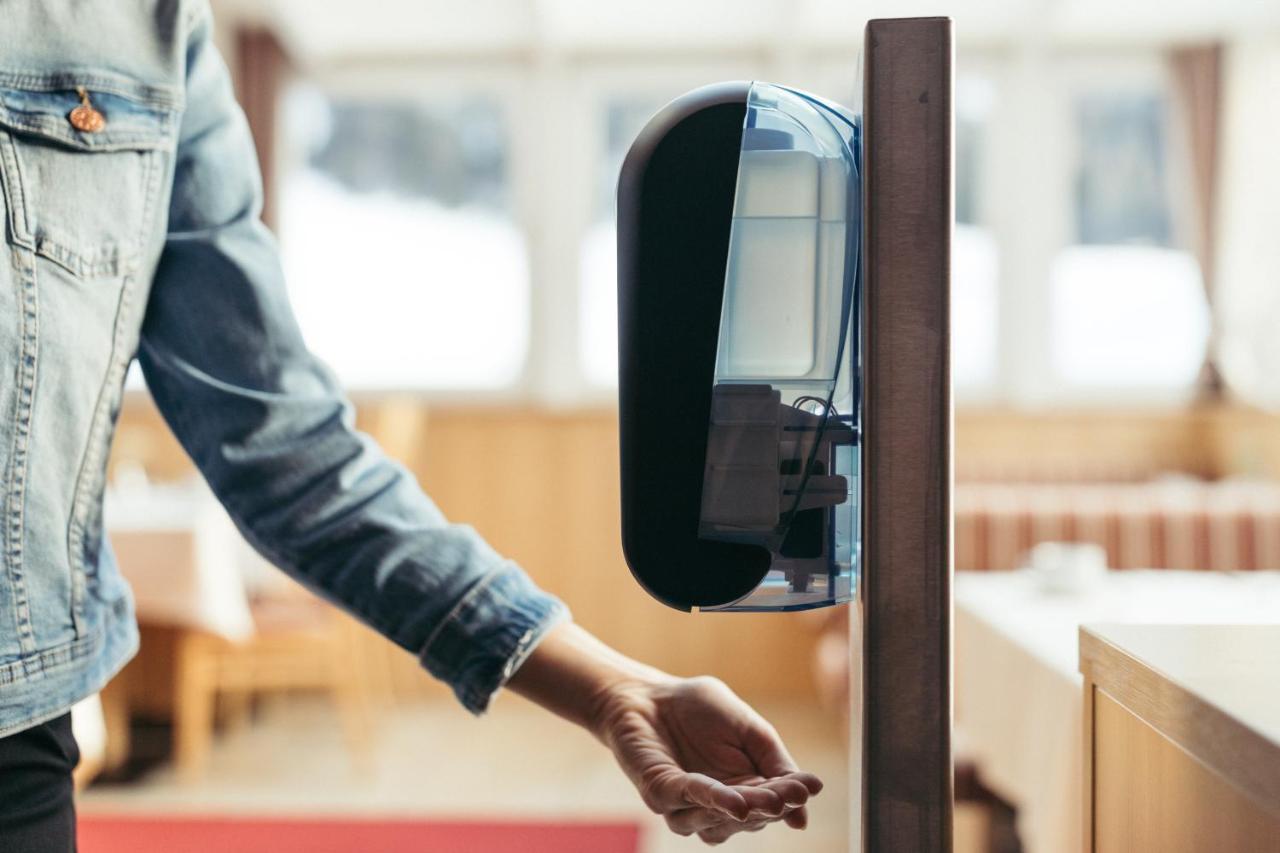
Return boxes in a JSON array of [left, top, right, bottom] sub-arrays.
[[507, 621, 674, 736], [583, 661, 675, 745]]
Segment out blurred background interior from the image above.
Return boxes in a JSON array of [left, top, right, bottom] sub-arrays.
[[73, 1, 1280, 852]]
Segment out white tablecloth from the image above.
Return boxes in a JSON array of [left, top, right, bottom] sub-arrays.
[[955, 569, 1280, 853], [105, 483, 254, 640]]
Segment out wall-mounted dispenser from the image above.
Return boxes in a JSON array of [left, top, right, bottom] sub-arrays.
[[618, 19, 954, 846], [617, 81, 861, 612]]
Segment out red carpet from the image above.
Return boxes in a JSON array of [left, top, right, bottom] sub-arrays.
[[78, 815, 641, 853]]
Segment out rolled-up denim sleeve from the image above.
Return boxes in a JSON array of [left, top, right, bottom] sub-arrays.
[[137, 2, 569, 714]]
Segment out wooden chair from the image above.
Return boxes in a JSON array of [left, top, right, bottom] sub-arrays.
[[173, 595, 374, 781]]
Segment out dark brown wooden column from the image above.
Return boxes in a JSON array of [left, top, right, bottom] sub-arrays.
[[860, 16, 954, 853]]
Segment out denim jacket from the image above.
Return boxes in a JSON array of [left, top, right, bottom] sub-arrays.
[[0, 0, 568, 737]]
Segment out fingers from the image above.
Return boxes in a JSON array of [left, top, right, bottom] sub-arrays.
[[732, 783, 785, 818], [757, 774, 816, 808], [645, 771, 750, 821], [680, 773, 751, 821], [660, 772, 803, 821], [644, 766, 822, 843], [697, 818, 770, 845], [737, 713, 827, 798], [664, 775, 819, 841], [668, 799, 810, 839], [773, 770, 824, 798], [699, 773, 822, 819], [731, 772, 820, 810], [784, 805, 809, 830], [670, 805, 803, 845], [664, 806, 734, 837]]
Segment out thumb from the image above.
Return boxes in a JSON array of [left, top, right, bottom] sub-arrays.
[[742, 720, 801, 778], [741, 723, 824, 795]]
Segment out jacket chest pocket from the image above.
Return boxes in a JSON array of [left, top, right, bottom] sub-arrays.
[[0, 75, 180, 279]]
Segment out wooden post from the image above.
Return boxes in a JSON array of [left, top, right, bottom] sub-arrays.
[[860, 16, 954, 852]]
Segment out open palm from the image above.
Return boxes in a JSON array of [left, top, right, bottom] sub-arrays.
[[594, 675, 823, 845]]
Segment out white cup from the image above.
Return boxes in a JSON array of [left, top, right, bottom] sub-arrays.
[[1026, 542, 1108, 594]]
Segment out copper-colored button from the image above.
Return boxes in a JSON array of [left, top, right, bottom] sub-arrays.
[[69, 87, 105, 133]]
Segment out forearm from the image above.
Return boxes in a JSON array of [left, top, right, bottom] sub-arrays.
[[506, 621, 673, 735]]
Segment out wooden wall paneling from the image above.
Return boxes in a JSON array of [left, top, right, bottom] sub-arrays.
[[363, 406, 817, 701], [954, 408, 1219, 483], [93, 395, 1269, 707], [116, 396, 1280, 491], [108, 394, 1280, 711]]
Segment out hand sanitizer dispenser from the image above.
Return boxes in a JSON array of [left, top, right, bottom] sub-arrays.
[[617, 81, 861, 612]]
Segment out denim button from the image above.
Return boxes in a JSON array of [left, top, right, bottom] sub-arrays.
[[69, 87, 105, 133]]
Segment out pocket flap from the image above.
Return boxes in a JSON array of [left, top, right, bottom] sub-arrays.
[[0, 70, 179, 152]]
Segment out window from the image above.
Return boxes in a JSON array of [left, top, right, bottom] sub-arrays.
[[257, 51, 1210, 407], [580, 97, 666, 387], [955, 75, 993, 228], [1050, 84, 1208, 395], [954, 224, 1000, 390], [1073, 92, 1171, 246], [279, 85, 529, 391], [953, 73, 999, 394], [1051, 245, 1208, 389]]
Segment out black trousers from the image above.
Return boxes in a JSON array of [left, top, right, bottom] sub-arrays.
[[0, 713, 79, 852]]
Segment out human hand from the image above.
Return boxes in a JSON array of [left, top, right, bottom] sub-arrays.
[[589, 674, 823, 845]]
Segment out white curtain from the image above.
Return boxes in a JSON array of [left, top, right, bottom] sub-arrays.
[[1215, 37, 1280, 407]]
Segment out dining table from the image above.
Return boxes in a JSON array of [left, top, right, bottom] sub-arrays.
[[955, 567, 1280, 853]]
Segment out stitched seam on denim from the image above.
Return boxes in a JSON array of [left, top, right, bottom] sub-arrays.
[[0, 112, 163, 279], [0, 623, 103, 687], [0, 616, 136, 740], [65, 151, 160, 633], [468, 599, 568, 713], [0, 71, 183, 109], [0, 130, 37, 652], [4, 237, 38, 655], [0, 133, 21, 649], [0, 131, 33, 247], [0, 108, 175, 153], [500, 604, 569, 685], [418, 565, 506, 674], [0, 109, 172, 144], [185, 0, 213, 41], [35, 233, 125, 279], [459, 622, 525, 711], [12, 136, 154, 278]]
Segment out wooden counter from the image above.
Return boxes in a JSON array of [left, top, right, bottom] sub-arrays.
[[1079, 624, 1280, 852]]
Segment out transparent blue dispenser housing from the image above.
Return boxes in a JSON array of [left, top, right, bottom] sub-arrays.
[[700, 85, 860, 611], [617, 81, 861, 612]]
